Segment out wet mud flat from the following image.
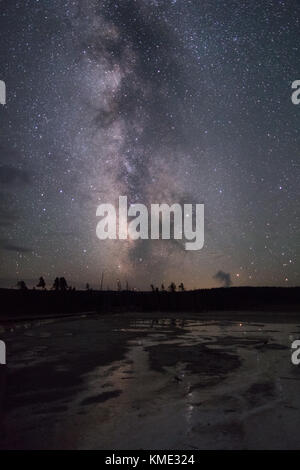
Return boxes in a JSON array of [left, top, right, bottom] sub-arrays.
[[0, 312, 300, 449]]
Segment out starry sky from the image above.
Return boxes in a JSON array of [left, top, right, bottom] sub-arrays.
[[0, 0, 299, 290]]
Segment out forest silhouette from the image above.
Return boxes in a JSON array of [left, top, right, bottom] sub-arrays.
[[1, 277, 300, 319]]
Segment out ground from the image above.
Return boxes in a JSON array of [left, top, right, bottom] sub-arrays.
[[0, 312, 300, 449]]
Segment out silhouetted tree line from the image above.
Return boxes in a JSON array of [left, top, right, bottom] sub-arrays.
[[17, 277, 186, 293], [4, 284, 300, 318], [17, 276, 75, 291], [150, 282, 185, 292]]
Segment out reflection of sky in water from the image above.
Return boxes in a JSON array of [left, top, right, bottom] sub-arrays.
[[81, 319, 298, 435], [1, 316, 300, 449]]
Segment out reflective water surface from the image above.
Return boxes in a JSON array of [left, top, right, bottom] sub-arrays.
[[0, 313, 300, 449]]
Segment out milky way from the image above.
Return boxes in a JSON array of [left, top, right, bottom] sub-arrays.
[[0, 0, 299, 290]]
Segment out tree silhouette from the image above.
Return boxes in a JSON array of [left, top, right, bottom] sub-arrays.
[[52, 277, 68, 290], [52, 277, 60, 290], [17, 280, 27, 290], [86, 283, 90, 291], [161, 283, 165, 291], [168, 282, 176, 292], [37, 276, 46, 289], [178, 282, 185, 291], [150, 284, 155, 292], [59, 277, 68, 291]]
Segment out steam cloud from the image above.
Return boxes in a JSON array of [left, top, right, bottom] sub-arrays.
[[213, 270, 232, 288]]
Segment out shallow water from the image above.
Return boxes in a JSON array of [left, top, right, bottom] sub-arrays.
[[1, 313, 300, 449]]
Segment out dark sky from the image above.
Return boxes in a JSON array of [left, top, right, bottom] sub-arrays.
[[0, 0, 299, 290]]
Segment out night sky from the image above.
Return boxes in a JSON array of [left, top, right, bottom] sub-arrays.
[[0, 0, 299, 290]]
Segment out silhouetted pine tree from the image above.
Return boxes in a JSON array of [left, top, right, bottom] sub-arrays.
[[17, 280, 27, 290], [59, 277, 68, 291], [168, 282, 176, 292], [52, 277, 60, 290], [37, 276, 46, 289]]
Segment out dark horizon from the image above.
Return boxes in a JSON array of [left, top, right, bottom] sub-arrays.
[[2, 278, 300, 292]]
